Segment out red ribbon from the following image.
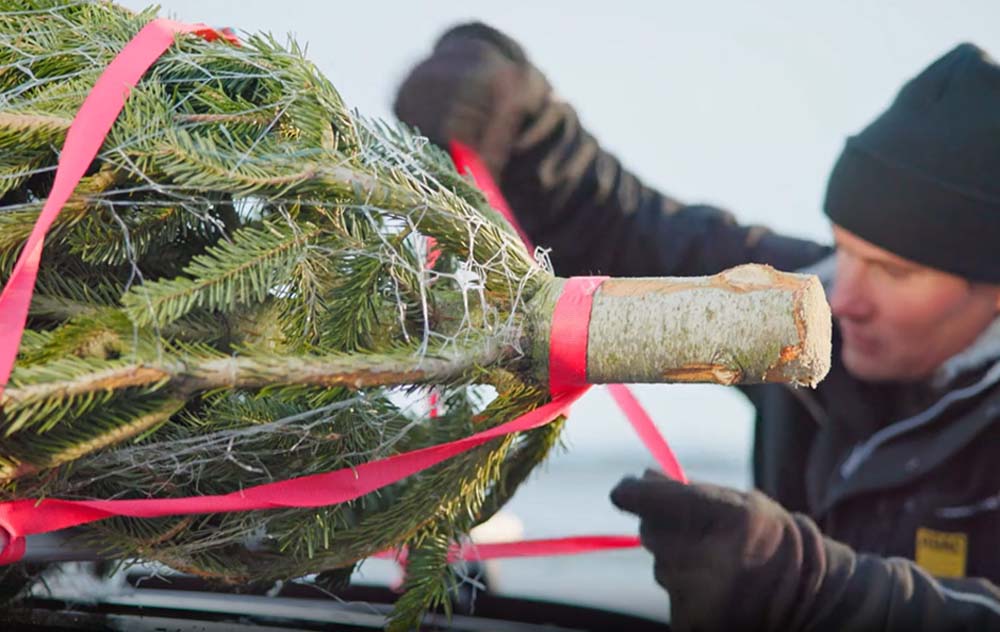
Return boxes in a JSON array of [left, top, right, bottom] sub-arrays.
[[0, 19, 234, 402], [448, 142, 687, 483], [0, 388, 587, 565], [453, 534, 640, 561], [373, 535, 641, 564], [449, 141, 535, 250]]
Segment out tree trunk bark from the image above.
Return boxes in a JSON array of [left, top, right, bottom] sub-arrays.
[[529, 264, 831, 388]]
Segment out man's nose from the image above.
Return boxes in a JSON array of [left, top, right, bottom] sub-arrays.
[[829, 256, 874, 321]]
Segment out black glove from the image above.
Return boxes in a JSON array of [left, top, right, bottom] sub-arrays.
[[611, 469, 829, 631], [611, 470, 1000, 631], [393, 22, 550, 176]]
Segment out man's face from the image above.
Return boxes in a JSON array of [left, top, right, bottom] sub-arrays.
[[829, 226, 1000, 382]]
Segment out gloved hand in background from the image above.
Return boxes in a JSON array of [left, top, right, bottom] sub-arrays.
[[612, 469, 828, 631], [611, 469, 1000, 632], [393, 22, 550, 178]]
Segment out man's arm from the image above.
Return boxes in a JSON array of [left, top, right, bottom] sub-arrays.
[[611, 470, 1000, 632], [501, 96, 831, 278], [819, 543, 1000, 632], [394, 23, 831, 278]]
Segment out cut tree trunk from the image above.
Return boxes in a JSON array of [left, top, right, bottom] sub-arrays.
[[529, 264, 831, 388]]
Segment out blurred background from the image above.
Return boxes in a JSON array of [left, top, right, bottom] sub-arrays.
[[113, 1, 1000, 621]]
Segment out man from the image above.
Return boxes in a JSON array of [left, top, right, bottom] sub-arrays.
[[394, 24, 1000, 630]]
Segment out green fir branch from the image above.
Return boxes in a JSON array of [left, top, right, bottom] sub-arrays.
[[0, 4, 560, 623], [122, 220, 327, 327], [0, 394, 185, 489]]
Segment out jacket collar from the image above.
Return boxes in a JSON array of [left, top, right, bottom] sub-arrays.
[[933, 316, 1000, 388]]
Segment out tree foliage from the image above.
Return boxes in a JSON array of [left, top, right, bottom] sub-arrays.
[[0, 3, 557, 627]]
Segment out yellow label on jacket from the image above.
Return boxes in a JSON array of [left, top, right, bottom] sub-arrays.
[[915, 527, 967, 578]]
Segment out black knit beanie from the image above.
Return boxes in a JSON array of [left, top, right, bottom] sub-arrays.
[[824, 43, 1000, 282]]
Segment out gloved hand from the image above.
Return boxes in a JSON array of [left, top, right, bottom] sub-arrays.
[[613, 470, 1000, 632], [393, 22, 551, 177], [610, 469, 829, 631]]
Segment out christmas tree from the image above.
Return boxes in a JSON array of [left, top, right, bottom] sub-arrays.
[[0, 2, 830, 627]]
